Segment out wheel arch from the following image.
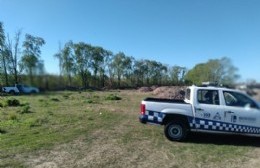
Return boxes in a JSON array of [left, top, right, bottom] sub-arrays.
[[162, 114, 190, 129]]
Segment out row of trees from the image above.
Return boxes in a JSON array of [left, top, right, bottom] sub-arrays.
[[0, 22, 45, 87], [54, 40, 239, 89], [0, 21, 240, 90], [53, 40, 189, 89]]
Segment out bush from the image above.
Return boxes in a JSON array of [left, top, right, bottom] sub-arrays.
[[6, 99, 20, 107], [0, 128, 7, 134], [105, 94, 122, 101], [50, 98, 60, 102], [9, 114, 18, 120], [18, 105, 31, 114], [28, 116, 49, 127], [86, 99, 94, 104], [0, 102, 4, 107]]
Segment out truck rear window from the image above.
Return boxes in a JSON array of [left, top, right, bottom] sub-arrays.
[[185, 89, 191, 100]]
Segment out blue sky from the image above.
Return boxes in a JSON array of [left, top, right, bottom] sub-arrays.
[[1, 0, 260, 82]]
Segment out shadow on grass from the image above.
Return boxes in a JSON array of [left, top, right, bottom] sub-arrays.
[[186, 132, 260, 147]]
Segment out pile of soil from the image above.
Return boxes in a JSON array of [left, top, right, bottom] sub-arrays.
[[253, 89, 260, 101], [138, 87, 153, 92], [152, 86, 187, 100]]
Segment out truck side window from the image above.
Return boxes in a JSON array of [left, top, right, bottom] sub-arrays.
[[223, 91, 258, 109], [198, 90, 219, 105]]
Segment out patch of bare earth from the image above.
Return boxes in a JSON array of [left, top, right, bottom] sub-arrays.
[[241, 148, 260, 168], [21, 126, 178, 168]]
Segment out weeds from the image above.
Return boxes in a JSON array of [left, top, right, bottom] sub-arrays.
[[9, 114, 18, 120], [19, 105, 31, 114], [105, 94, 122, 100], [50, 98, 60, 102], [0, 128, 7, 134], [86, 99, 94, 104], [6, 98, 20, 107], [0, 101, 7, 107]]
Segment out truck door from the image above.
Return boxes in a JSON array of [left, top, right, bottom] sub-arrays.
[[194, 89, 225, 131], [223, 91, 260, 134]]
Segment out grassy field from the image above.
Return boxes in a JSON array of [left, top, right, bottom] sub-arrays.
[[0, 90, 260, 168]]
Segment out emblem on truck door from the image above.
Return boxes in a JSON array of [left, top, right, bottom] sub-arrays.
[[213, 112, 221, 120]]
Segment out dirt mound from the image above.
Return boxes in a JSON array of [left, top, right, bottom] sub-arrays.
[[153, 86, 186, 99], [138, 87, 153, 92], [253, 89, 260, 101]]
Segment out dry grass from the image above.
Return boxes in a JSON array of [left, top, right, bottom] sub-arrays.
[[1, 90, 260, 168]]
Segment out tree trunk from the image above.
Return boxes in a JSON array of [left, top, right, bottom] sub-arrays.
[[3, 60, 8, 86]]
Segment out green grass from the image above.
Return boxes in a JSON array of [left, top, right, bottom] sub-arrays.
[[0, 90, 255, 167]]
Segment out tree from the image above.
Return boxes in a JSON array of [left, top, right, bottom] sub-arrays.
[[111, 52, 132, 88], [6, 30, 22, 84], [54, 42, 63, 82], [73, 42, 92, 88], [133, 60, 147, 86], [122, 56, 134, 86], [219, 57, 240, 85], [93, 47, 113, 87], [61, 41, 74, 86], [0, 22, 9, 86], [21, 34, 45, 85], [90, 46, 105, 86], [169, 66, 187, 85], [185, 57, 239, 85]]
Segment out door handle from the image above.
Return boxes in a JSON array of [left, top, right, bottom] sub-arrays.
[[225, 111, 234, 114], [195, 108, 204, 111]]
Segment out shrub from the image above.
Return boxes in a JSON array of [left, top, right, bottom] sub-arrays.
[[47, 111, 54, 115], [6, 99, 20, 107], [105, 94, 122, 101], [50, 98, 60, 102], [0, 128, 7, 134], [9, 114, 18, 120], [20, 102, 30, 106], [0, 100, 8, 107], [86, 99, 94, 104], [28, 117, 49, 127], [35, 117, 49, 126], [62, 95, 69, 99], [19, 105, 31, 114]]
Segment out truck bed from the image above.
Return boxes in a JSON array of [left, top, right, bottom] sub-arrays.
[[144, 97, 188, 104]]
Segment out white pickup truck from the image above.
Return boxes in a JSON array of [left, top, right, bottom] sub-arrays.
[[2, 84, 39, 94], [139, 85, 260, 141]]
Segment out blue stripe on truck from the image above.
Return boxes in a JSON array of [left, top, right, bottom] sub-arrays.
[[141, 110, 165, 124], [142, 111, 260, 135], [188, 116, 260, 134]]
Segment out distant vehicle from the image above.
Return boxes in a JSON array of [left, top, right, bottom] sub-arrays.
[[2, 84, 39, 94], [139, 84, 260, 141]]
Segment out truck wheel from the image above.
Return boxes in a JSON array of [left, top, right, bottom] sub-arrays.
[[9, 90, 16, 95], [164, 121, 187, 141], [31, 90, 36, 94]]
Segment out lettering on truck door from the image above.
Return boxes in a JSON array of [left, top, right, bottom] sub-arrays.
[[193, 89, 225, 132], [223, 91, 260, 134]]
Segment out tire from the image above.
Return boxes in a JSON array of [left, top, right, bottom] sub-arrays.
[[9, 90, 16, 95], [31, 90, 37, 94], [164, 121, 188, 141]]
